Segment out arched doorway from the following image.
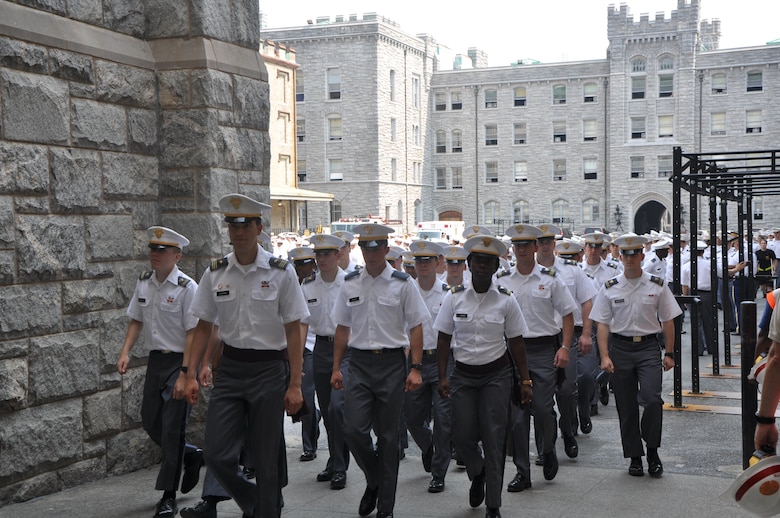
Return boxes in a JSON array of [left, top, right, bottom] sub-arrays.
[[633, 200, 669, 234], [438, 210, 462, 221]]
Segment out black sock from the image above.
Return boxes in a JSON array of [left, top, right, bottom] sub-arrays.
[[163, 490, 175, 500], [647, 448, 659, 460]]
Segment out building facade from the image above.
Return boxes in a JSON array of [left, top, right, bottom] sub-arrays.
[[264, 0, 780, 235]]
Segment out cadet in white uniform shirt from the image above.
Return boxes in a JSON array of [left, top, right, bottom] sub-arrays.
[[681, 240, 715, 356]]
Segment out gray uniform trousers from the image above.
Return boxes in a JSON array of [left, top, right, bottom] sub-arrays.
[[301, 348, 320, 454], [204, 356, 287, 518], [610, 336, 664, 458], [696, 290, 716, 356], [511, 340, 557, 477], [451, 363, 512, 510], [313, 337, 351, 474], [555, 328, 583, 439], [141, 351, 196, 492], [403, 351, 454, 479], [589, 327, 607, 407], [343, 348, 406, 514]]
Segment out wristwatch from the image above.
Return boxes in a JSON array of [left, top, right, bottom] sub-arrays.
[[180, 366, 189, 374], [756, 412, 776, 425], [521, 379, 533, 387], [664, 352, 674, 358], [410, 363, 423, 371]]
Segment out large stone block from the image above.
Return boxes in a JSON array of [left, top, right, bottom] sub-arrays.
[[120, 367, 146, 428], [145, 0, 189, 38], [230, 0, 261, 49], [191, 0, 232, 43], [1, 69, 69, 145], [98, 308, 135, 374], [0, 196, 13, 246], [127, 108, 158, 154], [67, 0, 103, 25], [163, 212, 222, 257], [129, 201, 162, 230], [0, 143, 49, 195], [158, 70, 190, 108], [102, 0, 145, 37], [218, 126, 268, 170], [0, 471, 57, 506], [83, 388, 121, 438], [0, 250, 14, 285], [160, 170, 196, 198], [29, 330, 101, 403], [0, 37, 47, 74], [234, 76, 268, 129], [106, 428, 160, 476], [16, 216, 86, 282], [95, 60, 155, 109], [62, 277, 122, 314], [70, 99, 127, 150], [14, 195, 49, 214], [85, 215, 133, 262], [0, 284, 61, 339], [14, 0, 66, 15], [58, 456, 106, 491], [102, 152, 159, 199], [191, 69, 233, 110], [0, 398, 82, 482], [0, 338, 28, 360], [160, 109, 219, 168], [49, 49, 95, 84], [49, 147, 102, 212], [0, 358, 28, 413]]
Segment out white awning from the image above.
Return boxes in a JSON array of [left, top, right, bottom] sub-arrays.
[[270, 185, 334, 202]]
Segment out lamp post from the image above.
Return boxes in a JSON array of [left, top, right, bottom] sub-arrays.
[[614, 205, 623, 231]]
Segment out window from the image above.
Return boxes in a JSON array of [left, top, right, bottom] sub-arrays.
[[452, 130, 462, 152], [485, 89, 497, 108], [658, 155, 672, 178], [710, 112, 726, 135], [485, 162, 499, 183], [513, 123, 527, 145], [436, 130, 447, 153], [413, 75, 420, 108], [296, 118, 305, 142], [712, 73, 727, 94], [329, 158, 343, 181], [295, 70, 304, 102], [746, 110, 762, 133], [583, 199, 599, 224], [553, 121, 566, 143], [583, 82, 597, 103], [390, 70, 396, 101], [390, 118, 397, 141], [327, 68, 341, 100], [553, 159, 566, 181], [659, 74, 674, 97], [485, 124, 498, 146], [484, 200, 500, 224], [327, 116, 342, 141], [413, 125, 420, 145], [435, 92, 446, 111], [413, 162, 421, 183], [331, 200, 342, 221], [451, 91, 462, 110], [631, 117, 646, 139], [513, 161, 528, 183], [659, 57, 674, 71], [553, 84, 566, 105], [436, 168, 447, 190], [583, 119, 597, 142], [747, 71, 763, 92], [630, 156, 645, 178], [391, 158, 397, 182], [583, 158, 597, 180], [552, 199, 569, 224], [658, 115, 673, 138], [632, 76, 646, 99], [452, 167, 463, 189], [754, 197, 764, 220], [514, 86, 527, 107], [513, 200, 530, 224], [297, 159, 306, 183], [631, 58, 646, 73]]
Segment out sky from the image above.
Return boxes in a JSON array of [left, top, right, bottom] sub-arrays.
[[260, 0, 780, 67]]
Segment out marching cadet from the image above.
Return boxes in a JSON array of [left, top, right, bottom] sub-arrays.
[[642, 237, 671, 278], [301, 234, 350, 490], [333, 231, 362, 272], [183, 194, 309, 518], [331, 223, 429, 518], [401, 250, 418, 279], [590, 233, 682, 478], [435, 234, 532, 518], [403, 241, 453, 494], [442, 245, 471, 287], [117, 226, 202, 518]]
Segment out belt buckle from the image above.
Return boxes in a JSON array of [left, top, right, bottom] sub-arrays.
[[372, 349, 383, 355], [633, 336, 642, 343]]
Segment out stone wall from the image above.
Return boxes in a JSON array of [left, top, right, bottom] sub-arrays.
[[0, 0, 270, 506]]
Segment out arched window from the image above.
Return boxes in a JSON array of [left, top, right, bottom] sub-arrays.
[[436, 130, 447, 153], [397, 201, 403, 221], [552, 199, 569, 224], [513, 200, 530, 224], [327, 114, 342, 141], [331, 200, 342, 221], [658, 56, 674, 97], [451, 130, 462, 152], [414, 199, 422, 224], [484, 201, 500, 225], [631, 57, 646, 99], [389, 69, 396, 101], [582, 199, 600, 224]]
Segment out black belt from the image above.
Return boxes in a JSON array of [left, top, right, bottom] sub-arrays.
[[222, 344, 288, 362], [523, 335, 558, 346], [423, 349, 436, 356], [315, 335, 335, 342], [574, 325, 583, 333], [611, 333, 656, 344], [455, 353, 510, 375], [351, 347, 404, 355], [150, 350, 182, 355], [697, 289, 711, 292]]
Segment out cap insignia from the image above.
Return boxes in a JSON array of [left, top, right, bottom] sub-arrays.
[[229, 196, 242, 209], [154, 228, 163, 239]]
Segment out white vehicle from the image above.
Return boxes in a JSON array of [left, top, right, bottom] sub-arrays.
[[415, 221, 465, 243], [330, 217, 404, 236]]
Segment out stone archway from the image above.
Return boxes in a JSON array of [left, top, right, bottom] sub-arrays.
[[633, 200, 668, 234], [438, 210, 462, 220]]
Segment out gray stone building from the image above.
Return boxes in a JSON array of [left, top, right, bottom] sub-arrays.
[[0, 0, 273, 506], [264, 0, 780, 235]]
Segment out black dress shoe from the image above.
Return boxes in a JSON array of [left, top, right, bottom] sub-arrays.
[[469, 468, 486, 507], [428, 476, 445, 493], [180, 500, 217, 518], [563, 435, 578, 459], [242, 466, 255, 479], [580, 415, 592, 434], [486, 507, 502, 518], [154, 496, 177, 518], [299, 450, 317, 462], [648, 457, 664, 478], [376, 513, 393, 518], [543, 449, 559, 480], [507, 472, 531, 492], [358, 485, 379, 516], [535, 454, 544, 466], [590, 403, 599, 416], [599, 384, 610, 406], [330, 471, 347, 489], [422, 444, 433, 473], [628, 457, 644, 477], [316, 468, 333, 482], [181, 448, 204, 494]]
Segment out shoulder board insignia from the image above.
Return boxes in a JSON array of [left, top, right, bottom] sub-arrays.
[[139, 270, 153, 280], [177, 276, 191, 287], [442, 283, 451, 291], [354, 264, 364, 270], [540, 267, 556, 277], [585, 272, 595, 280], [391, 270, 410, 280], [210, 258, 229, 271], [498, 285, 512, 296], [605, 278, 619, 289], [302, 273, 317, 285], [650, 275, 664, 287], [450, 285, 465, 293], [496, 270, 511, 278], [269, 257, 288, 269], [345, 270, 361, 281], [563, 259, 578, 266], [606, 262, 619, 269]]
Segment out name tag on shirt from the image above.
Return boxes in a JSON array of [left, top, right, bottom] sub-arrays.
[[614, 298, 625, 304], [216, 290, 230, 297], [455, 313, 468, 318], [349, 297, 360, 303]]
